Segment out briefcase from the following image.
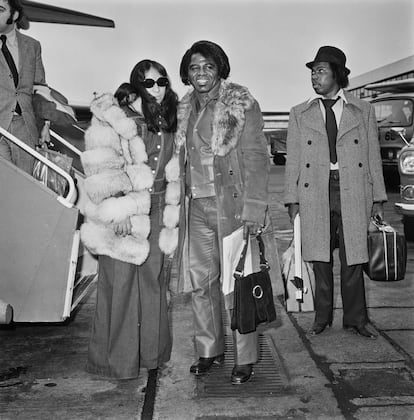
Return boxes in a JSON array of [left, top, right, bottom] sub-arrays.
[[363, 219, 407, 282]]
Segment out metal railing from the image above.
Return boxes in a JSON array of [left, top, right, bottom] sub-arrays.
[[0, 126, 77, 206]]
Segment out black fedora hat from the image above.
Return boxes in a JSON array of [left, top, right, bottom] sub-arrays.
[[306, 46, 350, 75]]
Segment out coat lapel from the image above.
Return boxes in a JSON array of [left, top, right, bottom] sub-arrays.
[[301, 101, 326, 136], [16, 31, 28, 75], [337, 103, 360, 141]]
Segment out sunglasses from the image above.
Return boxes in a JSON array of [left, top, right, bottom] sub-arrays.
[[142, 77, 169, 88]]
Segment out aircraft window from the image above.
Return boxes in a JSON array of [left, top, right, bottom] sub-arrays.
[[374, 99, 413, 127]]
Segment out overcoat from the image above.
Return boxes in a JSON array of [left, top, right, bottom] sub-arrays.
[[173, 80, 282, 299], [0, 31, 45, 146], [284, 91, 387, 265]]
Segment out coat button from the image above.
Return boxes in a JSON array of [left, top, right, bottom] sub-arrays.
[[233, 192, 238, 198], [306, 163, 310, 168], [304, 183, 309, 188], [359, 162, 363, 167], [307, 140, 312, 145], [229, 169, 233, 175], [354, 139, 359, 144]]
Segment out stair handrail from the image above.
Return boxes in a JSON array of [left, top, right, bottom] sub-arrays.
[[0, 125, 77, 207], [49, 127, 83, 157]]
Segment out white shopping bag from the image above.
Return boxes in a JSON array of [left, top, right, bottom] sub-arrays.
[[222, 227, 253, 296], [282, 214, 315, 312]]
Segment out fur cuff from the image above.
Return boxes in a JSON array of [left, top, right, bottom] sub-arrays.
[[81, 221, 150, 265], [97, 195, 142, 223], [129, 191, 151, 214]]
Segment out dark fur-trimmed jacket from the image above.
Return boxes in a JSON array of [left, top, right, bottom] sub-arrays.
[[172, 80, 279, 296]]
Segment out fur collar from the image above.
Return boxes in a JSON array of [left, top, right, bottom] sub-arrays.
[[175, 80, 255, 156]]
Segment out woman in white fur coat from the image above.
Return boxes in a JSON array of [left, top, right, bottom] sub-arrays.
[[80, 60, 180, 379]]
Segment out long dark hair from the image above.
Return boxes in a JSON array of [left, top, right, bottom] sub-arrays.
[[128, 60, 178, 133]]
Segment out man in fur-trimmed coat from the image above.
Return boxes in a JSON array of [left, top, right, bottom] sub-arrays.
[[175, 40, 281, 385]]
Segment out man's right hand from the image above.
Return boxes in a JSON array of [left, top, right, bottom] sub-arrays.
[[288, 203, 299, 224]]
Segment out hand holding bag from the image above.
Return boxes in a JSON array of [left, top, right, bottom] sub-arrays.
[[363, 218, 407, 281], [231, 234, 277, 334]]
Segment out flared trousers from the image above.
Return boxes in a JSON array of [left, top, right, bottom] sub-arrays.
[[86, 196, 172, 379], [188, 197, 258, 365]]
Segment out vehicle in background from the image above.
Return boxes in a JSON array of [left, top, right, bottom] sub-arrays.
[[262, 112, 289, 165], [365, 79, 414, 169], [395, 130, 414, 241]]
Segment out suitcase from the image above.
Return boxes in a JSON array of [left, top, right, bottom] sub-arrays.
[[363, 220, 407, 281]]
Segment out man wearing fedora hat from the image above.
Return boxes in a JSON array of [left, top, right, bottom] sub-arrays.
[[284, 46, 387, 339]]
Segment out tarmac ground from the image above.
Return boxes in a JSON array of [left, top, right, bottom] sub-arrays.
[[0, 164, 413, 420]]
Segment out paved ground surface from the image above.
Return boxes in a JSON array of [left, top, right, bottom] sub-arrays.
[[1, 165, 413, 420]]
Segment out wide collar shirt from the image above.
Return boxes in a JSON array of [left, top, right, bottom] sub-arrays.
[[185, 81, 221, 198]]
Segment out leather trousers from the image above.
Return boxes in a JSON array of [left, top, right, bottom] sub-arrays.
[[188, 196, 258, 365]]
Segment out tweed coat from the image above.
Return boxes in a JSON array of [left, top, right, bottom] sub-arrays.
[[284, 91, 387, 266], [173, 80, 282, 298], [0, 30, 45, 146]]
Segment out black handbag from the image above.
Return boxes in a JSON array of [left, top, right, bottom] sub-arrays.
[[231, 234, 277, 334], [363, 219, 407, 281]]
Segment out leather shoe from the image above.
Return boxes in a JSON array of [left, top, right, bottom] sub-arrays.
[[343, 324, 377, 339], [190, 354, 224, 376], [231, 364, 253, 385], [309, 322, 331, 336]]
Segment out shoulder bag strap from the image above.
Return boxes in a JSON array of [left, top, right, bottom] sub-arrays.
[[256, 234, 270, 271]]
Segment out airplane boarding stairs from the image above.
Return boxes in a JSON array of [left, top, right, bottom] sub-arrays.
[[0, 126, 97, 323]]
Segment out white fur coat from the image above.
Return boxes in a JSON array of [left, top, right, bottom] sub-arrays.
[[80, 93, 180, 265]]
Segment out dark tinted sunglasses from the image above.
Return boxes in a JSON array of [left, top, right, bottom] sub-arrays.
[[142, 77, 169, 88]]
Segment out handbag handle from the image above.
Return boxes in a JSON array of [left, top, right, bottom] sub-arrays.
[[234, 234, 270, 279]]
